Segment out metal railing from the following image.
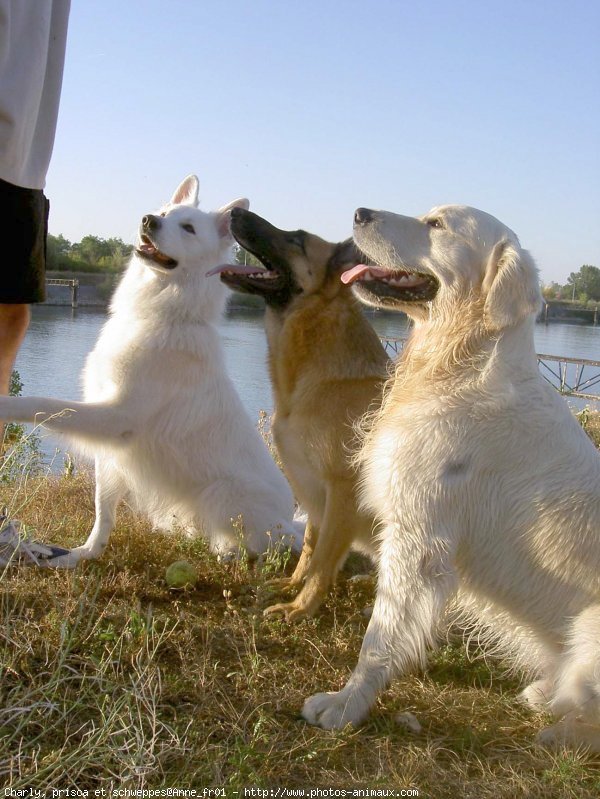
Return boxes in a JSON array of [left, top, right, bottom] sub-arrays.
[[380, 337, 600, 401], [536, 353, 600, 400]]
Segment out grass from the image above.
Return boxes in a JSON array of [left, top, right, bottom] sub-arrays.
[[2, 413, 600, 795], [576, 407, 600, 447]]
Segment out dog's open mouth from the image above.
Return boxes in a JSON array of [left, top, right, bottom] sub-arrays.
[[136, 235, 178, 269], [208, 209, 300, 307], [206, 260, 283, 293], [341, 262, 439, 305]]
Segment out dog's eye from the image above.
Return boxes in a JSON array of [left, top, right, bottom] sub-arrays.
[[427, 218, 444, 229], [287, 232, 305, 251], [181, 223, 195, 234]]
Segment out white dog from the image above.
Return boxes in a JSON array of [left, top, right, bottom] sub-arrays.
[[303, 204, 600, 751], [0, 176, 302, 567]]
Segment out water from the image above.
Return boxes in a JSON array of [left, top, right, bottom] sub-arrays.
[[13, 305, 600, 465], [532, 323, 600, 362]]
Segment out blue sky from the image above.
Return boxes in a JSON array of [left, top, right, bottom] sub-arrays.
[[46, 0, 599, 283]]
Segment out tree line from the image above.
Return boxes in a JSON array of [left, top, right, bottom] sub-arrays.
[[47, 234, 260, 275], [543, 265, 600, 306], [47, 234, 134, 273]]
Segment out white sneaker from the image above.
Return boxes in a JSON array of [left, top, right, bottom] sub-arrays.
[[0, 515, 71, 567]]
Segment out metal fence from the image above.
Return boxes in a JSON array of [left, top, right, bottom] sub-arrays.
[[380, 337, 600, 401]]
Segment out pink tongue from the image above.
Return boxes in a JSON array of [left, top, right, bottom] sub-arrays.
[[205, 263, 266, 277], [341, 264, 391, 285]]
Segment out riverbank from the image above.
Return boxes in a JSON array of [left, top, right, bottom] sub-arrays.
[[541, 300, 599, 325], [44, 271, 271, 311], [45, 270, 115, 306]]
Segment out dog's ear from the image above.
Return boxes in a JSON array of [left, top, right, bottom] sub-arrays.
[[328, 238, 362, 273], [170, 175, 199, 207], [482, 239, 541, 330], [216, 198, 250, 239]]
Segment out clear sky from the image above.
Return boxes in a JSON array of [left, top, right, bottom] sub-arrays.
[[46, 0, 599, 284]]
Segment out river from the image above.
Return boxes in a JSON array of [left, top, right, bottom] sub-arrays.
[[13, 305, 600, 465]]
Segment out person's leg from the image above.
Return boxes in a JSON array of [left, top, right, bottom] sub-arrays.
[[0, 304, 30, 394], [1, 179, 46, 446], [0, 178, 47, 398]]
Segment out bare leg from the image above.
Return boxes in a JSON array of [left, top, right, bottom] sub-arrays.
[[303, 526, 457, 728], [0, 305, 30, 445], [0, 304, 30, 395]]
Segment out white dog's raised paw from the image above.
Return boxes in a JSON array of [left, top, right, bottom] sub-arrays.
[[302, 691, 367, 730]]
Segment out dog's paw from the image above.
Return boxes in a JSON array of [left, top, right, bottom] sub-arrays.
[[537, 722, 568, 750], [519, 679, 552, 709], [43, 546, 93, 569], [537, 717, 600, 752], [263, 599, 313, 622], [264, 576, 301, 592], [302, 690, 368, 730]]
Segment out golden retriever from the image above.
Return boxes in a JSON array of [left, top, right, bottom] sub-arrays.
[[303, 204, 600, 751]]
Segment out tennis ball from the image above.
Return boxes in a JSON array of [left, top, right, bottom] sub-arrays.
[[165, 560, 198, 590]]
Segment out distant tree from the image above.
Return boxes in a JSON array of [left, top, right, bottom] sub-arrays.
[[234, 243, 263, 268], [105, 237, 133, 259], [46, 233, 73, 270], [47, 232, 71, 257], [72, 235, 113, 265], [100, 238, 133, 270], [542, 282, 562, 300], [97, 252, 129, 272], [566, 265, 600, 302], [65, 235, 133, 271]]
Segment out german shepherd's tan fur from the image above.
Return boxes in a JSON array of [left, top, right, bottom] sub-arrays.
[[217, 210, 390, 619]]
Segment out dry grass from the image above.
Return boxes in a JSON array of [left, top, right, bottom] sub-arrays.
[[577, 407, 600, 448], [1, 413, 600, 794]]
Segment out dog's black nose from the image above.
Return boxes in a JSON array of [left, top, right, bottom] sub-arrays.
[[142, 214, 160, 231], [354, 207, 374, 225]]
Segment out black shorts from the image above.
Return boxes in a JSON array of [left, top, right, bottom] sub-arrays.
[[0, 177, 48, 303]]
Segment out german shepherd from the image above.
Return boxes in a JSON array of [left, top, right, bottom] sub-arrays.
[[208, 209, 390, 620]]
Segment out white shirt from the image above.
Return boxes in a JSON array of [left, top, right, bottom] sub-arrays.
[[0, 0, 70, 190]]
